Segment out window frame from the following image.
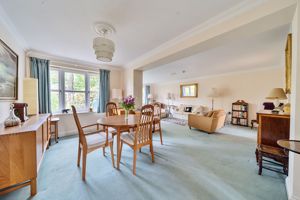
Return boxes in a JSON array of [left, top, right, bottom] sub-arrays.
[[50, 66, 99, 113]]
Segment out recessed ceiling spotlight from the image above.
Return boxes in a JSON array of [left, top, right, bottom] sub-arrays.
[[182, 70, 186, 74]]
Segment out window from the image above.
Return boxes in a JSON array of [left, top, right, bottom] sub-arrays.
[[50, 67, 99, 113]]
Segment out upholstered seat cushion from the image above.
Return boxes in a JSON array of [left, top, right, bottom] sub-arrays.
[[85, 132, 113, 149], [120, 132, 135, 146], [108, 127, 117, 133]]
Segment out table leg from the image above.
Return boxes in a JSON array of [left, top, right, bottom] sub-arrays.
[[117, 127, 121, 169], [30, 178, 37, 196]]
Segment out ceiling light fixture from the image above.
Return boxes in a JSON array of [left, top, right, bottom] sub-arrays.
[[93, 22, 116, 62]]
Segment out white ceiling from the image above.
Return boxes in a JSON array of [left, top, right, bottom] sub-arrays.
[[143, 25, 290, 84], [0, 0, 243, 67]]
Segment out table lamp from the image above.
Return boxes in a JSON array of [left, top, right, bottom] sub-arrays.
[[266, 88, 287, 113]]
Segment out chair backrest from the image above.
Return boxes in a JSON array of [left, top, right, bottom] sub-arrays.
[[71, 105, 87, 146], [153, 102, 161, 119], [106, 102, 118, 117], [135, 104, 154, 145]]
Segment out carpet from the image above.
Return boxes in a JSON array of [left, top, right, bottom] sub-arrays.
[[161, 117, 187, 126], [1, 123, 287, 200]]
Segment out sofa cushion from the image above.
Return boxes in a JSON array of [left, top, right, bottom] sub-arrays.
[[192, 106, 202, 114]]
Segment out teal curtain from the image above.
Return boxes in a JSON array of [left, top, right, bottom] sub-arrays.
[[145, 85, 150, 104], [97, 69, 110, 113], [30, 57, 51, 114]]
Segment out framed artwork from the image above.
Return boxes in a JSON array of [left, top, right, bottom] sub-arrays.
[[0, 39, 18, 100], [180, 83, 198, 98], [285, 33, 292, 94]]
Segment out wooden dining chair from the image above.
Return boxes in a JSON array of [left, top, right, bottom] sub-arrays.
[[106, 102, 119, 117], [106, 102, 131, 135], [153, 102, 163, 145], [71, 105, 114, 181], [119, 104, 154, 175]]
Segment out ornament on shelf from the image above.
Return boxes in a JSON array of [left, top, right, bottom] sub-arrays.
[[4, 104, 21, 127]]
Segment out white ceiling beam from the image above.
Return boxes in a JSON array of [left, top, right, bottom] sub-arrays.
[[127, 0, 296, 71]]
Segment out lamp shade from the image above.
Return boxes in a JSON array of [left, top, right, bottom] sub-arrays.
[[207, 88, 218, 98], [266, 88, 287, 100], [93, 37, 115, 62], [111, 89, 122, 100]]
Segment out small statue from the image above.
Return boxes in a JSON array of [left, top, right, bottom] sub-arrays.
[[4, 104, 21, 127]]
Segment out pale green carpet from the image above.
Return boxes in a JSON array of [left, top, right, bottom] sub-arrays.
[[1, 123, 287, 200]]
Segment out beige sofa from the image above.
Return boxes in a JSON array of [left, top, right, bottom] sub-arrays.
[[188, 110, 226, 133]]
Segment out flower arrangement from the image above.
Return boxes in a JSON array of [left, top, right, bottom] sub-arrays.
[[120, 95, 135, 111]]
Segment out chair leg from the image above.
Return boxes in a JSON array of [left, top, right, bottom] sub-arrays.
[[82, 150, 87, 181], [110, 142, 115, 168], [77, 144, 81, 167], [103, 147, 106, 157], [150, 142, 155, 163], [133, 149, 137, 175], [258, 151, 262, 175], [255, 149, 258, 164], [118, 141, 123, 165], [139, 148, 141, 153], [159, 123, 163, 145]]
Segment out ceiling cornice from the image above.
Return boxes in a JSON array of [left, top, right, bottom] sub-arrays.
[[26, 50, 123, 71], [148, 66, 283, 85], [0, 4, 29, 51], [126, 0, 296, 69]]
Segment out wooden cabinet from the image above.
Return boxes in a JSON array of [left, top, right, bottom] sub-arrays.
[[257, 111, 290, 147], [0, 114, 50, 196]]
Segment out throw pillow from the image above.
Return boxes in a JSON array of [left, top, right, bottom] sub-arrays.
[[178, 104, 185, 112], [205, 111, 214, 117], [201, 106, 210, 115], [192, 106, 203, 114]]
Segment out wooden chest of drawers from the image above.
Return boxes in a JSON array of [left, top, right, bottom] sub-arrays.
[[0, 114, 50, 196]]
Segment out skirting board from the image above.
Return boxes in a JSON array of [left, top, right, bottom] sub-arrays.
[[286, 177, 300, 200]]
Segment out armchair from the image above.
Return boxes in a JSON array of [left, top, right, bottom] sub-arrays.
[[188, 110, 226, 133]]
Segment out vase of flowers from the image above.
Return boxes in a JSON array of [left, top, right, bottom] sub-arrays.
[[120, 95, 135, 120]]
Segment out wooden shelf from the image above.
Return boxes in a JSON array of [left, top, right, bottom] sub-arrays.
[[231, 100, 248, 126]]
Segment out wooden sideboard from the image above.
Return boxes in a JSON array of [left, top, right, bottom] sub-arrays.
[[0, 114, 50, 196], [257, 110, 290, 147]]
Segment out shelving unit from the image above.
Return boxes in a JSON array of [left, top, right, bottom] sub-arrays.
[[231, 100, 248, 127]]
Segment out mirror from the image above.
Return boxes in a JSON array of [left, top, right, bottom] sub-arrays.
[[180, 83, 198, 98]]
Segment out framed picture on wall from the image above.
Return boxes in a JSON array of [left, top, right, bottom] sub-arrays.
[[285, 33, 292, 94], [0, 39, 18, 100], [180, 83, 198, 98]]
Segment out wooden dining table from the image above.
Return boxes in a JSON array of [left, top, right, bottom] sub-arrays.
[[97, 114, 140, 169]]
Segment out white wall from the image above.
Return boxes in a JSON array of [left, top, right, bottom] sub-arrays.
[[151, 67, 285, 124], [0, 15, 26, 124], [286, 2, 300, 200]]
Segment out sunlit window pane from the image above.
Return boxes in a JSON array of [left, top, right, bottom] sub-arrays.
[[65, 72, 85, 91], [90, 75, 99, 92], [51, 91, 59, 113], [50, 70, 59, 90], [65, 92, 86, 110]]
